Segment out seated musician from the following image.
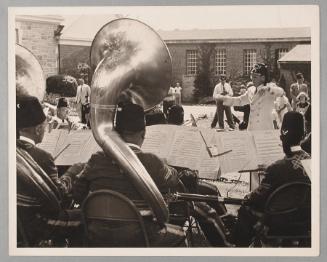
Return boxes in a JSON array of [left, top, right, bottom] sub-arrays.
[[48, 97, 86, 131], [231, 111, 311, 247], [167, 104, 184, 125], [73, 101, 186, 247], [145, 104, 167, 126], [16, 96, 84, 246]]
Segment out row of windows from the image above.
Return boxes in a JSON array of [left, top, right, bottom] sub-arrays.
[[186, 48, 289, 76]]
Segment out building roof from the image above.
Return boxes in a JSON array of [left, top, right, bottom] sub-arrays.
[[16, 15, 64, 24], [158, 27, 311, 43], [60, 15, 123, 46], [59, 15, 310, 46], [278, 44, 311, 63]]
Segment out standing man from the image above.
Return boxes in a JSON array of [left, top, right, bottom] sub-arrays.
[[290, 72, 309, 110], [211, 75, 235, 130], [75, 78, 91, 124], [174, 82, 182, 105], [216, 63, 284, 131]]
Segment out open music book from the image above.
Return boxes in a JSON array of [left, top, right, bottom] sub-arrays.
[[37, 125, 284, 180]]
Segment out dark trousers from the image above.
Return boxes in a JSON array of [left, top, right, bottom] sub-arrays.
[[211, 101, 234, 129], [234, 104, 251, 130], [81, 104, 87, 124], [231, 205, 259, 247]]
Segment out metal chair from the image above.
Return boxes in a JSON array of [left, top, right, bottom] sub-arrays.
[[256, 182, 311, 247], [81, 189, 150, 247]]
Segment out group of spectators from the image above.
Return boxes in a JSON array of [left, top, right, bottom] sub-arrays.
[[211, 68, 311, 138]]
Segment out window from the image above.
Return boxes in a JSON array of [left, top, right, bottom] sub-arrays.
[[277, 48, 289, 60], [244, 49, 257, 75], [215, 49, 226, 75], [186, 50, 198, 75]]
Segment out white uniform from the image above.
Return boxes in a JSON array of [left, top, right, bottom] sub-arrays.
[[222, 84, 284, 131]]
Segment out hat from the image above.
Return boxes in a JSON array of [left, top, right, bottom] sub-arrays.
[[251, 63, 268, 78], [57, 97, 69, 108], [281, 111, 304, 145], [296, 72, 304, 79], [167, 105, 184, 125], [17, 96, 46, 129], [115, 101, 145, 133], [296, 92, 309, 101]]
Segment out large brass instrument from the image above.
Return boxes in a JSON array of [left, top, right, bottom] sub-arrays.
[[16, 44, 61, 209], [16, 44, 45, 100], [90, 18, 172, 225]]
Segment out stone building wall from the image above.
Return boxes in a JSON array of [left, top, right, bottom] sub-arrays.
[[16, 17, 62, 78]]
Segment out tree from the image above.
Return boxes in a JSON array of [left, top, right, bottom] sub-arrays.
[[193, 44, 216, 102]]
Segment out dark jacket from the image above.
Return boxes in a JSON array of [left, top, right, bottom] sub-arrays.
[[16, 143, 82, 246], [17, 139, 72, 196], [73, 144, 180, 210], [246, 149, 311, 211]]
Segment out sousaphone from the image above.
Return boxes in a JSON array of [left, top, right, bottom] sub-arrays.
[[90, 18, 172, 225], [16, 44, 61, 211]]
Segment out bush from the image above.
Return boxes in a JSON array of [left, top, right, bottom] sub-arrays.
[[46, 75, 78, 97]]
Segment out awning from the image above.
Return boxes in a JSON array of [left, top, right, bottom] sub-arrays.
[[278, 44, 311, 63]]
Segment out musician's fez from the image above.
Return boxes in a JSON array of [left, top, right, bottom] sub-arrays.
[[16, 44, 61, 209], [90, 18, 172, 225]]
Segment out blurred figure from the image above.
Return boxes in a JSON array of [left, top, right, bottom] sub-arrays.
[[48, 98, 83, 131], [145, 104, 167, 126], [290, 73, 309, 110], [272, 95, 292, 129], [75, 78, 91, 124], [174, 82, 182, 105], [167, 105, 184, 125], [233, 82, 252, 130], [296, 92, 311, 134], [163, 86, 176, 117], [211, 75, 235, 131]]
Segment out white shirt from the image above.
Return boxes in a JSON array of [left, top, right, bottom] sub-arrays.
[[19, 136, 36, 146], [213, 82, 233, 99], [174, 86, 182, 94], [76, 84, 91, 105]]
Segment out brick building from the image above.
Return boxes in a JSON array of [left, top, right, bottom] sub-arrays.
[[59, 16, 310, 102], [15, 15, 64, 78]]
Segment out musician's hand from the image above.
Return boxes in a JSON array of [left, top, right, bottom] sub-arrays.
[[65, 163, 85, 177]]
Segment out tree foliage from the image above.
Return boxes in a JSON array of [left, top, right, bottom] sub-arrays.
[[46, 75, 78, 97], [193, 44, 217, 102]]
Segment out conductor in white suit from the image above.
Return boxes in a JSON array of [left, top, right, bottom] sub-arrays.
[[216, 63, 284, 131]]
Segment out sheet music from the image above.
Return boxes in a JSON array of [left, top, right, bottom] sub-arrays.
[[37, 129, 68, 157], [167, 128, 204, 170], [55, 130, 95, 165], [216, 131, 256, 173], [142, 124, 176, 156], [252, 130, 284, 166]]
